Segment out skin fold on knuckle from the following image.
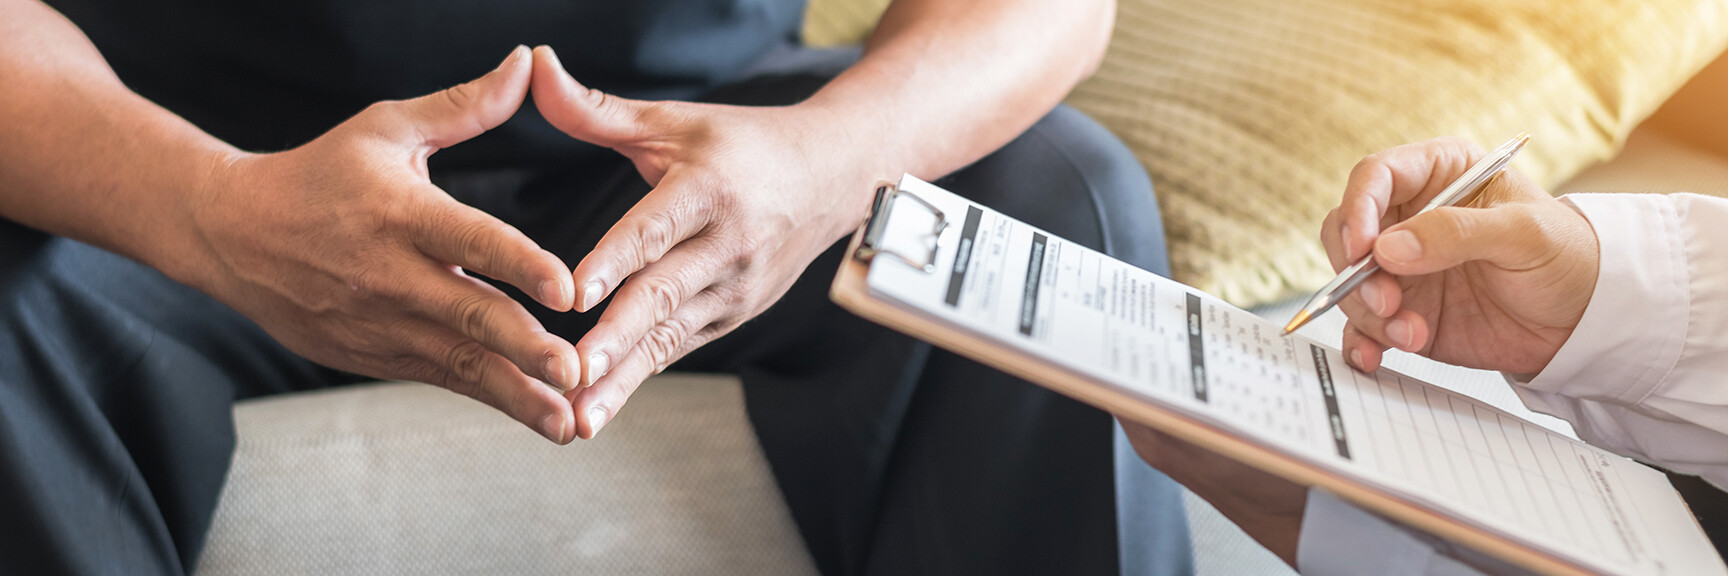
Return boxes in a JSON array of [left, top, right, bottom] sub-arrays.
[[632, 274, 685, 324], [441, 333, 494, 387], [446, 291, 497, 344], [633, 210, 683, 263], [451, 217, 509, 272], [642, 320, 690, 370]]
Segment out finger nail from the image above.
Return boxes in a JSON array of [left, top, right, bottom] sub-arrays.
[[501, 45, 526, 69], [587, 407, 610, 436], [580, 281, 605, 312], [1349, 348, 1365, 371], [1359, 281, 1383, 316], [540, 413, 569, 444], [1341, 224, 1354, 258], [544, 354, 572, 390], [1378, 231, 1422, 265], [540, 278, 574, 310], [539, 45, 563, 69], [1386, 318, 1413, 350], [586, 351, 609, 386]]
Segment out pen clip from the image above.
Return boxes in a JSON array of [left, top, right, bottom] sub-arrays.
[[855, 181, 949, 273]]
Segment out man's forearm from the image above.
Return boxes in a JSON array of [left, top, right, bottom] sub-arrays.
[[798, 0, 1115, 185], [0, 0, 240, 282]]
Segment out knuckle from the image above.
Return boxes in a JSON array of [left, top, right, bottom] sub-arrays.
[[634, 210, 681, 259], [635, 275, 684, 320], [450, 292, 493, 341], [441, 82, 479, 111], [642, 320, 689, 367], [452, 218, 507, 269], [442, 340, 492, 386], [709, 282, 750, 311], [343, 263, 384, 300], [1350, 153, 1385, 176], [1321, 209, 1341, 235], [727, 236, 764, 271], [359, 100, 403, 123], [355, 100, 411, 137]]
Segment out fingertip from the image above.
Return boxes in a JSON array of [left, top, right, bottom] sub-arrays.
[[1361, 273, 1401, 318], [1357, 279, 1384, 317], [584, 349, 610, 387], [1383, 310, 1428, 353], [530, 44, 578, 99], [532, 44, 562, 72], [586, 406, 611, 437], [1339, 223, 1354, 262], [539, 407, 573, 445], [572, 393, 611, 440], [571, 255, 614, 313], [501, 44, 529, 71], [481, 44, 532, 106], [541, 343, 580, 391], [1361, 345, 1383, 372], [578, 279, 606, 313], [1403, 312, 1431, 352], [537, 276, 575, 312]]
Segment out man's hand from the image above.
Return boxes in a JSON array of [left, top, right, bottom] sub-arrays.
[[1323, 138, 1600, 374], [182, 47, 583, 443], [1120, 419, 1306, 567], [528, 46, 878, 438]]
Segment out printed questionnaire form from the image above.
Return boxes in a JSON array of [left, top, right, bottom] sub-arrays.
[[857, 177, 1723, 576]]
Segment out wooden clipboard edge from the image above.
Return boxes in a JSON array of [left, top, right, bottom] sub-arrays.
[[828, 223, 1599, 576]]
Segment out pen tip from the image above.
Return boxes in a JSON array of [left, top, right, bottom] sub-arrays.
[[1282, 310, 1310, 336]]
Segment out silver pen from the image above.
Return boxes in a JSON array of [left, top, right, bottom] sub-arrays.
[[1282, 133, 1530, 336]]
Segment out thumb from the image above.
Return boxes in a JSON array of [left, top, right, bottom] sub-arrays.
[[530, 45, 653, 148], [391, 45, 532, 149], [1372, 202, 1562, 276]]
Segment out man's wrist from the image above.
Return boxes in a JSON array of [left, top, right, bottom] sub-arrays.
[[141, 144, 254, 296]]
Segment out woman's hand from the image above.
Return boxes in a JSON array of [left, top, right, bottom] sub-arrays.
[[1322, 138, 1600, 374]]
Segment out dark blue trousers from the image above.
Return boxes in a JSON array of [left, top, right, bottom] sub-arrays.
[[0, 70, 1191, 576]]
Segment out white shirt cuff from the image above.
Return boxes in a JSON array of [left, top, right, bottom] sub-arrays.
[[1518, 194, 1687, 405]]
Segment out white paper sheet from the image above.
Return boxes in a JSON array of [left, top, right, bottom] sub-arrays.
[[860, 176, 1724, 576]]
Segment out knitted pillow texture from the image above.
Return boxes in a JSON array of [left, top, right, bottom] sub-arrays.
[[805, 0, 1728, 306]]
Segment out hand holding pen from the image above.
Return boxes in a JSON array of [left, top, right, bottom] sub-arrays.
[[1291, 136, 1601, 374]]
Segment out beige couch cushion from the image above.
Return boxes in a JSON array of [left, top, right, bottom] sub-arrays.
[[196, 376, 818, 576], [806, 0, 1728, 306]]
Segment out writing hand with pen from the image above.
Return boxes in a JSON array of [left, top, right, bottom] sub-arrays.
[[1120, 136, 1602, 567]]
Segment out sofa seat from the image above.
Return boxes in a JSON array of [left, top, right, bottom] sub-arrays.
[[194, 375, 819, 576]]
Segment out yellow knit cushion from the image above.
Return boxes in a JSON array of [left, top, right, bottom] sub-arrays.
[[805, 0, 1728, 306]]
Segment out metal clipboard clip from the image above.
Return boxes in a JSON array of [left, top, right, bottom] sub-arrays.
[[853, 181, 949, 273]]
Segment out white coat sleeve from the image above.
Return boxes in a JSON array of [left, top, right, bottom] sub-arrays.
[[1297, 193, 1728, 575], [1512, 193, 1728, 490]]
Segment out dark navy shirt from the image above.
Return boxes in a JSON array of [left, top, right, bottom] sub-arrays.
[[46, 0, 806, 169]]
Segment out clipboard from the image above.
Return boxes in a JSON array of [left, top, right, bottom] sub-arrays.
[[829, 175, 1725, 576]]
